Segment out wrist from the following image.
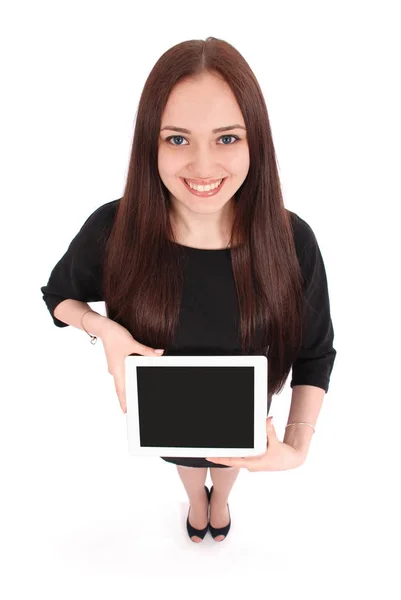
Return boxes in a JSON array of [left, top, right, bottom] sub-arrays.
[[283, 423, 315, 459], [82, 310, 112, 339]]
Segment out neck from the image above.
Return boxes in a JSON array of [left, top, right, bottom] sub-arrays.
[[168, 198, 235, 248]]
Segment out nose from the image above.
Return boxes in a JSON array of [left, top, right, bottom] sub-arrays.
[[187, 146, 220, 179]]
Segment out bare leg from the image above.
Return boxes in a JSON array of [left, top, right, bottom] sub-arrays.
[[176, 466, 208, 543], [209, 467, 241, 541]]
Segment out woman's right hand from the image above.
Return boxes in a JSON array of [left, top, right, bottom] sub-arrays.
[[99, 320, 164, 413]]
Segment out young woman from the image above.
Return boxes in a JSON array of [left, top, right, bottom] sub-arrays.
[[41, 37, 337, 544]]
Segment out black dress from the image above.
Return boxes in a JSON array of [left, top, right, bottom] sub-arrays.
[[40, 198, 337, 468]]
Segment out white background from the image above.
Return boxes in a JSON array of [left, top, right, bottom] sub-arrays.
[[1, 0, 400, 597]]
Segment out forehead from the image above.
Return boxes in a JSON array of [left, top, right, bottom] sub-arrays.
[[162, 74, 244, 127]]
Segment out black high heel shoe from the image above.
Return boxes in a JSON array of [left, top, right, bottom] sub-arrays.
[[208, 485, 231, 542], [186, 485, 211, 542]]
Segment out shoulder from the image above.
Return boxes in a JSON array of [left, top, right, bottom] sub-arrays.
[[74, 198, 121, 250], [65, 198, 121, 264], [79, 198, 120, 233], [286, 209, 318, 258]]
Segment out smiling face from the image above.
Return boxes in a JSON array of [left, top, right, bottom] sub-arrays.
[[158, 71, 250, 237]]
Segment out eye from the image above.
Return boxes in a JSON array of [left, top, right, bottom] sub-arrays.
[[218, 135, 240, 145], [165, 134, 240, 146], [166, 135, 189, 146]]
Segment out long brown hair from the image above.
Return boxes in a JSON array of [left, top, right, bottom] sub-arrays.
[[103, 37, 305, 397]]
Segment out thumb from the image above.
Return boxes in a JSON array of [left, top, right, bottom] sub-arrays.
[[266, 416, 277, 438]]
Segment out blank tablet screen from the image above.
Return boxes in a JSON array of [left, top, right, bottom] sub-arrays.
[[135, 365, 256, 449]]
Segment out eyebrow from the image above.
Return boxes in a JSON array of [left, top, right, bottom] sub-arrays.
[[160, 124, 247, 134]]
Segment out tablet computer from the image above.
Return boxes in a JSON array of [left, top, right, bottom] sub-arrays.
[[124, 354, 268, 458]]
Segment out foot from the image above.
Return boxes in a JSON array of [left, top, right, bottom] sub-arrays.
[[188, 491, 209, 543], [209, 489, 230, 541]]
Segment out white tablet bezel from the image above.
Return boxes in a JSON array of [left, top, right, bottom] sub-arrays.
[[124, 355, 268, 457]]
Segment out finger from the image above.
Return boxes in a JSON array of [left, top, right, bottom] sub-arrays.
[[112, 362, 126, 412], [133, 343, 165, 357], [235, 456, 260, 470]]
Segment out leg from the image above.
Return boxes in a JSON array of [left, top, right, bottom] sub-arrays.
[[209, 467, 241, 541], [176, 466, 208, 543]]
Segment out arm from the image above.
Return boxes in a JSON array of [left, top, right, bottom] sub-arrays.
[[284, 217, 336, 461], [41, 201, 118, 328], [53, 299, 112, 338], [283, 384, 325, 460]]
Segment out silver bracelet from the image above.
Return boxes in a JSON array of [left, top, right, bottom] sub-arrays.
[[285, 421, 315, 433], [81, 309, 98, 345]]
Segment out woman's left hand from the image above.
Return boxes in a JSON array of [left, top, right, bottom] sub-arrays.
[[206, 417, 305, 472]]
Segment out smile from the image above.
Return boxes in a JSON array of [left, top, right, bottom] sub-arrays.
[[181, 177, 227, 197]]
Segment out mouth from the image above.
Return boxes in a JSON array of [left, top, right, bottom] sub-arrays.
[[181, 177, 227, 198]]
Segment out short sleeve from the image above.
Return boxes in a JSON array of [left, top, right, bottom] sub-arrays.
[[40, 200, 117, 327], [290, 217, 337, 392]]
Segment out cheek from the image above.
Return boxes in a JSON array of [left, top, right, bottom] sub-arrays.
[[240, 146, 250, 168], [158, 149, 182, 176], [222, 147, 250, 173]]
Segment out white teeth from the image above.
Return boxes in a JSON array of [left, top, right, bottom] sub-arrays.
[[185, 178, 223, 192]]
